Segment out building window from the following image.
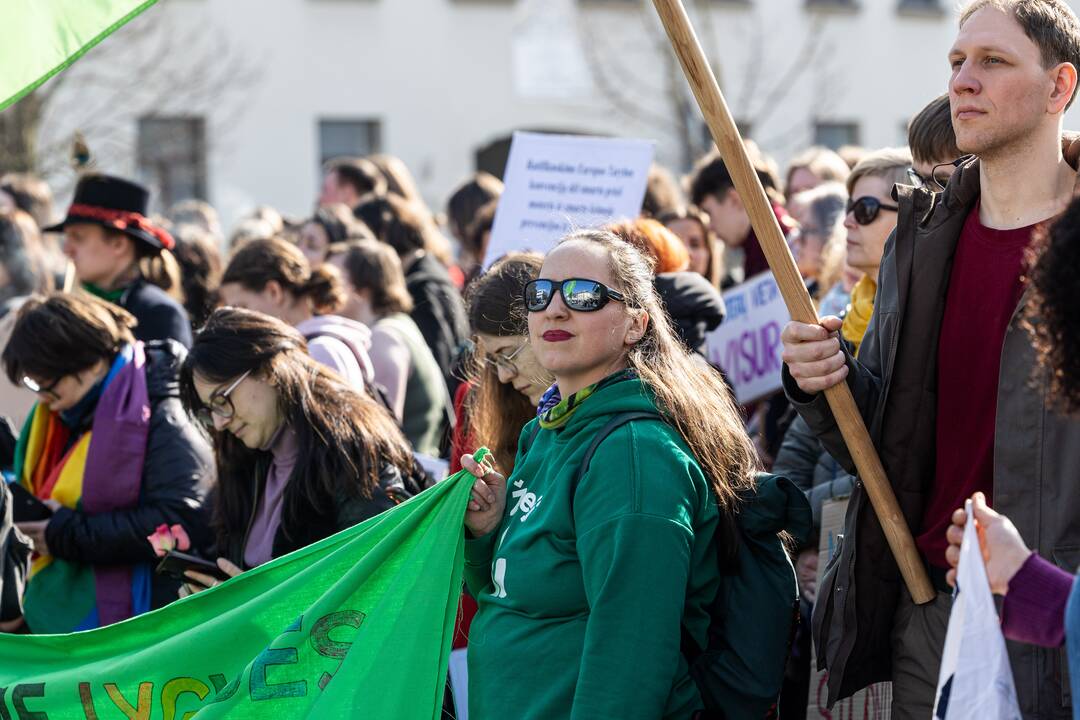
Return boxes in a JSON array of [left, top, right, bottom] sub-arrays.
[[805, 0, 858, 10], [898, 0, 943, 15], [318, 119, 381, 165], [814, 121, 860, 150], [137, 116, 207, 211]]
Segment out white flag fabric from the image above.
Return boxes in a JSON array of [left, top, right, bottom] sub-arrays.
[[933, 499, 1022, 719]]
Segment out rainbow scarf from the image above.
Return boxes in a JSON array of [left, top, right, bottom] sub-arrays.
[[11, 343, 153, 633]]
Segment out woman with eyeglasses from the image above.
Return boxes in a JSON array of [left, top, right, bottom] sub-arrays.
[[1, 293, 213, 633], [461, 231, 758, 719], [839, 147, 912, 355], [326, 239, 448, 458], [176, 307, 417, 593], [454, 253, 551, 476]]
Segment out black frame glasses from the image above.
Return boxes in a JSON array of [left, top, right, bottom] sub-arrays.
[[524, 278, 626, 313], [846, 196, 899, 226], [195, 369, 252, 430], [483, 339, 528, 375], [21, 375, 62, 401]]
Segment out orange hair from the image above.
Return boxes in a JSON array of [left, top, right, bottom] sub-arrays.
[[604, 218, 690, 274]]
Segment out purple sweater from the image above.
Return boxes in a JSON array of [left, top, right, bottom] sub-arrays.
[[1000, 553, 1075, 647]]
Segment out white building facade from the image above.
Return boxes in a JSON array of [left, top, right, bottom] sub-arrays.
[[34, 0, 1080, 230]]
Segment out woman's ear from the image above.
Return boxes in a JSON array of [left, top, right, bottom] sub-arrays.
[[263, 280, 285, 307], [624, 310, 650, 346]]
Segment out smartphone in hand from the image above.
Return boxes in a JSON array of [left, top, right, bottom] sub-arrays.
[[155, 551, 231, 587], [7, 483, 53, 523]]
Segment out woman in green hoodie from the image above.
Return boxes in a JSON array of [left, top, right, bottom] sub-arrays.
[[461, 229, 759, 719]]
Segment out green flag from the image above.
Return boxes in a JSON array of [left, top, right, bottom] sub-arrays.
[[0, 0, 160, 112], [0, 455, 482, 719]]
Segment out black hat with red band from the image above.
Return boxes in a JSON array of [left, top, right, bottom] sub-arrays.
[[44, 174, 174, 251]]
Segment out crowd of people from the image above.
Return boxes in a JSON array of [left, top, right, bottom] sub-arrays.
[[3, 0, 1080, 718]]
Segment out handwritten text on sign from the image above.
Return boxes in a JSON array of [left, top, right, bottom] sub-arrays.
[[485, 132, 653, 266], [706, 272, 790, 404]]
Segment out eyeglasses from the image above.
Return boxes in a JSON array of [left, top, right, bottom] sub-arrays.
[[483, 339, 528, 375], [21, 375, 62, 401], [846, 196, 899, 226], [907, 167, 945, 191], [523, 278, 626, 313], [195, 369, 252, 430]]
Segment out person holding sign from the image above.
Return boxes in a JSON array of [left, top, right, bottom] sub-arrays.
[[780, 2, 1080, 715], [460, 230, 759, 719]]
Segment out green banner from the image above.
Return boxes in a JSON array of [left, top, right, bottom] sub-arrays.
[[0, 459, 480, 719], [0, 0, 160, 112]]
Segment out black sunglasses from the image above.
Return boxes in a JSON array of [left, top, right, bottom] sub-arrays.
[[846, 196, 899, 226], [524, 278, 625, 313]]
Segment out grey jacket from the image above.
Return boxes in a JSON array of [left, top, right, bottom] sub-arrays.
[[784, 154, 1080, 717], [772, 414, 854, 531]]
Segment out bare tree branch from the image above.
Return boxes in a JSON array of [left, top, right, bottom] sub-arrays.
[[749, 14, 827, 128]]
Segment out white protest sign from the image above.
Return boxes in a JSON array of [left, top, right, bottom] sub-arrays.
[[933, 499, 1021, 719], [485, 132, 654, 265], [705, 271, 789, 404]]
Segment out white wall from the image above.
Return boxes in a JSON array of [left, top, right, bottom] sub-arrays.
[[37, 0, 1080, 231]]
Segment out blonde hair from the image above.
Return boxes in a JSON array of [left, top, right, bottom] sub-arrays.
[[564, 230, 759, 527], [786, 146, 851, 193], [845, 147, 913, 197]]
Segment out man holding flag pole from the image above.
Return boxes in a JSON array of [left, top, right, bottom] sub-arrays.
[[780, 1, 1080, 716]]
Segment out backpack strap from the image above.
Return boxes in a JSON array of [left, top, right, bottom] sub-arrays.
[[519, 421, 543, 460], [574, 411, 665, 488]]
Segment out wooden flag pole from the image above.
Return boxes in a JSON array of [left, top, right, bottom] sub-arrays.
[[652, 0, 934, 604]]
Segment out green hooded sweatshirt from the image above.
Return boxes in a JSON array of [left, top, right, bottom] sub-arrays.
[[464, 375, 719, 719]]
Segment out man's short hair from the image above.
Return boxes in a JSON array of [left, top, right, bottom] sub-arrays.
[[688, 141, 784, 206], [846, 147, 914, 197], [323, 156, 387, 199], [960, 0, 1080, 109], [908, 94, 961, 166]]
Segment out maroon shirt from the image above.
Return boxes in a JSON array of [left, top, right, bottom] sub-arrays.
[[917, 205, 1036, 568]]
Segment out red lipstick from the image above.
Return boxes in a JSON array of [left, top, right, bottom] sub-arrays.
[[542, 330, 574, 342]]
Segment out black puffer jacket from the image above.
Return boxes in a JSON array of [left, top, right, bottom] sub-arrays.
[[218, 457, 410, 569], [405, 253, 468, 395], [653, 271, 726, 356], [44, 340, 215, 610]]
